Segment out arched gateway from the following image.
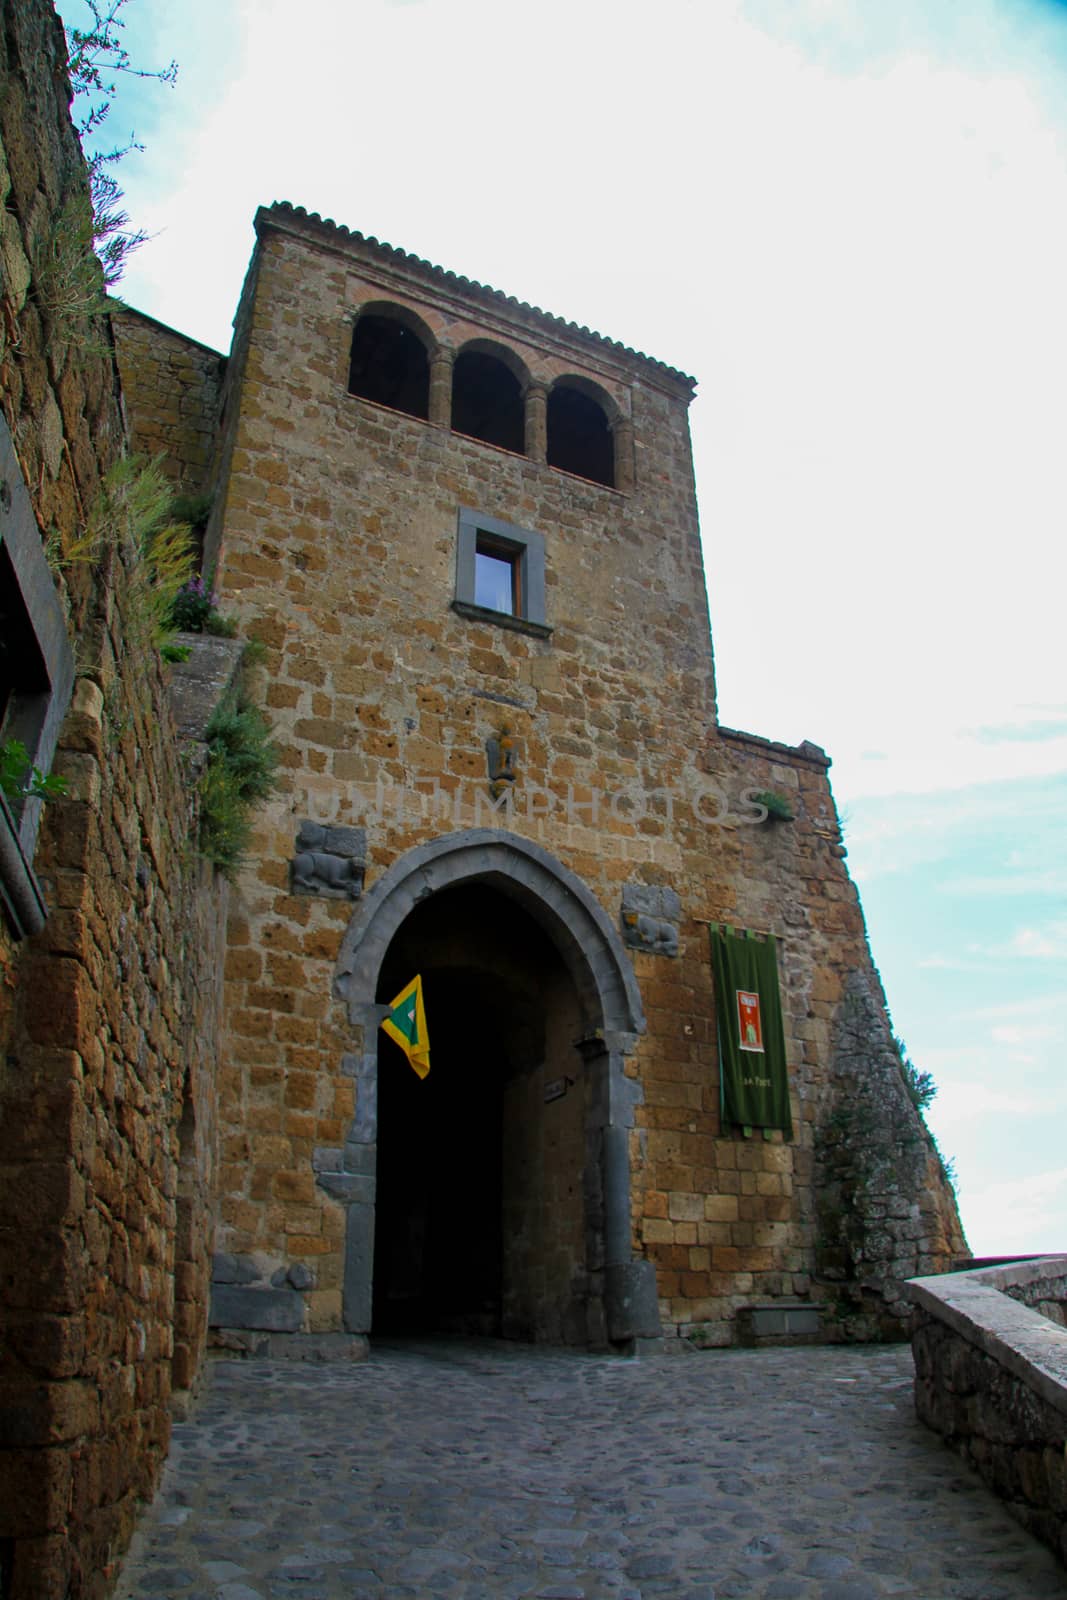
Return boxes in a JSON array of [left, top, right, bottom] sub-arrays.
[[327, 830, 662, 1348]]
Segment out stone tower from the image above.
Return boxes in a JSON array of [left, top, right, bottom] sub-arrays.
[[130, 202, 964, 1352]]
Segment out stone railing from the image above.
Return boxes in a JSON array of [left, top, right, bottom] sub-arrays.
[[906, 1256, 1067, 1567]]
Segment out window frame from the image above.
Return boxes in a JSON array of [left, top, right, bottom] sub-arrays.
[[0, 415, 74, 936], [453, 507, 551, 639]]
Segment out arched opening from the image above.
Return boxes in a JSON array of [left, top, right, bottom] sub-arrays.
[[333, 830, 659, 1349], [348, 309, 430, 420], [546, 381, 615, 487], [450, 348, 525, 454], [373, 883, 585, 1340]]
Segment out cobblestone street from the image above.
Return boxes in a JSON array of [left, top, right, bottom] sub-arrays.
[[116, 1341, 1067, 1600]]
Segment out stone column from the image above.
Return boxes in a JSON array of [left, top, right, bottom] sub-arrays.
[[428, 348, 454, 428], [315, 1043, 380, 1334], [612, 417, 635, 494], [524, 381, 548, 463], [578, 1034, 661, 1348]]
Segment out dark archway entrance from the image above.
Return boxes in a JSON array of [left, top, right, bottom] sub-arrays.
[[332, 830, 661, 1349], [373, 884, 587, 1342]]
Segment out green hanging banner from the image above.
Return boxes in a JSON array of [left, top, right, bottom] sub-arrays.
[[709, 928, 792, 1138]]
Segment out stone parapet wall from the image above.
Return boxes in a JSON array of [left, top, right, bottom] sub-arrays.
[[1003, 1269, 1067, 1330], [908, 1257, 1067, 1567]]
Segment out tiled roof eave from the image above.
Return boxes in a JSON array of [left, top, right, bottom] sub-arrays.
[[256, 203, 698, 400]]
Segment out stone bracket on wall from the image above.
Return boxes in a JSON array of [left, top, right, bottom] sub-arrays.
[[291, 822, 366, 900], [620, 882, 680, 957]]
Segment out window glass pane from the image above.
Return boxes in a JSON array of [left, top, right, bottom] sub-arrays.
[[475, 549, 515, 614]]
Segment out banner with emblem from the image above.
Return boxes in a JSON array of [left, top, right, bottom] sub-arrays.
[[709, 929, 792, 1136]]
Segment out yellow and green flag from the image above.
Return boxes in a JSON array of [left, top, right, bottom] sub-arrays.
[[380, 974, 431, 1079]]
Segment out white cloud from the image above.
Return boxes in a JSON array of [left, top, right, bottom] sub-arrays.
[[989, 1022, 1060, 1046], [970, 992, 1067, 1023], [1008, 924, 1067, 960], [959, 1166, 1067, 1256], [929, 1079, 1043, 1121]]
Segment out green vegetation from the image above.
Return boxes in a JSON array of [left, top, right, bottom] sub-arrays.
[[54, 455, 197, 653], [167, 573, 237, 638], [0, 741, 68, 805], [198, 689, 279, 878], [894, 1034, 937, 1114], [751, 789, 795, 822]]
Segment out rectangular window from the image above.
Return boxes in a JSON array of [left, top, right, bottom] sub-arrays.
[[453, 507, 550, 639], [474, 542, 519, 615]]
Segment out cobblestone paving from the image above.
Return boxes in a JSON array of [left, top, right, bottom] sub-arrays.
[[116, 1341, 1067, 1600]]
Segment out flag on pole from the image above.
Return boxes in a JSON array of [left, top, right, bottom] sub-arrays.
[[380, 974, 431, 1079]]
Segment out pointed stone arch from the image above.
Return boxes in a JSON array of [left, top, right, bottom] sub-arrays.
[[328, 830, 660, 1347]]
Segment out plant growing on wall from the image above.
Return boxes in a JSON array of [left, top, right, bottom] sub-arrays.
[[198, 688, 279, 878], [55, 454, 197, 652], [0, 741, 68, 805], [894, 1035, 937, 1114], [167, 573, 237, 638], [751, 789, 795, 822]]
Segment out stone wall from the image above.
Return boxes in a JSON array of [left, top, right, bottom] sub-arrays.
[[628, 725, 964, 1343], [112, 305, 224, 503], [908, 1258, 1067, 1568], [0, 3, 228, 1595]]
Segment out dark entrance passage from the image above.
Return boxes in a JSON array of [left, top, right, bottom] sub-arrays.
[[372, 883, 587, 1343]]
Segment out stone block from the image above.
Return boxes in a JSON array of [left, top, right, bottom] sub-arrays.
[[211, 1252, 258, 1286], [209, 1285, 304, 1332]]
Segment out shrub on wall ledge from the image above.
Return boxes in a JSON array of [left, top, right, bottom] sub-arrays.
[[199, 690, 279, 878]]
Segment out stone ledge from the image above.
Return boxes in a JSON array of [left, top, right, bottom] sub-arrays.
[[716, 725, 831, 769], [167, 633, 245, 747], [210, 1332, 369, 1362], [906, 1255, 1067, 1566], [906, 1255, 1067, 1419]]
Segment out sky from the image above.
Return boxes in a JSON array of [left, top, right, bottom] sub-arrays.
[[72, 0, 1067, 1254]]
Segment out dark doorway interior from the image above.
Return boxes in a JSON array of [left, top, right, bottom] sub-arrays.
[[374, 969, 509, 1334], [372, 883, 587, 1341]]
